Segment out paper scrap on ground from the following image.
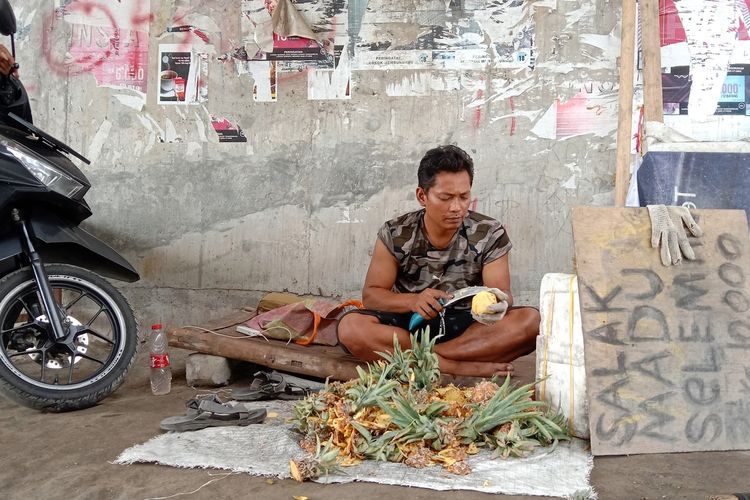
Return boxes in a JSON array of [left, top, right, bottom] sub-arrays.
[[116, 401, 595, 499]]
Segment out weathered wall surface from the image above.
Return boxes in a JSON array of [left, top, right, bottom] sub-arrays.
[[10, 0, 619, 327]]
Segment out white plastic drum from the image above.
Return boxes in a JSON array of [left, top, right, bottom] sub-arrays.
[[535, 273, 590, 439]]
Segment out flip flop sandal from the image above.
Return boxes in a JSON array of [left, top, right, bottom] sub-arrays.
[[231, 371, 285, 401], [277, 382, 315, 400], [160, 395, 267, 432], [232, 372, 317, 401]]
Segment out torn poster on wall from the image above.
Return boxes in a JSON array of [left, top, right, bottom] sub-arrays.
[[157, 44, 208, 105], [658, 0, 747, 119], [236, 60, 278, 102], [47, 0, 152, 94], [240, 0, 347, 69], [211, 116, 248, 142], [384, 71, 462, 97], [531, 82, 618, 140], [254, 62, 278, 102], [264, 34, 328, 62], [354, 0, 533, 70], [308, 44, 351, 100], [663, 65, 750, 116]]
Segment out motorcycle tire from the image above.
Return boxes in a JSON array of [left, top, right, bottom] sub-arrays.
[[0, 264, 138, 411]]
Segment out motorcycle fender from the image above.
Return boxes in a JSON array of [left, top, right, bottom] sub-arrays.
[[0, 215, 140, 282]]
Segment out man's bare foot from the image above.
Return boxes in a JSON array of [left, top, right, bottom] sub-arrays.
[[437, 354, 513, 377]]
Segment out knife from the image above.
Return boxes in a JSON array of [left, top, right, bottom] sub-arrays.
[[407, 286, 493, 331]]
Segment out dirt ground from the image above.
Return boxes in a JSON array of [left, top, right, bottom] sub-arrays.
[[1, 348, 749, 500]]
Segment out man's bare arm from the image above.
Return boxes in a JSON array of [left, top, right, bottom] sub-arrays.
[[481, 254, 513, 307], [0, 45, 16, 77], [362, 239, 450, 318]]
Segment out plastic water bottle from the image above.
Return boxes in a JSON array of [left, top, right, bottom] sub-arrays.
[[149, 323, 171, 395]]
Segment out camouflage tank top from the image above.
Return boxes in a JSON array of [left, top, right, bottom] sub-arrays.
[[377, 209, 512, 301]]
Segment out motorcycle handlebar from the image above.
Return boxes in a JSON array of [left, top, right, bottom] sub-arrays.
[[0, 72, 32, 124]]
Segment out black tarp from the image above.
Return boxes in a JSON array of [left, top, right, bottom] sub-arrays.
[[636, 151, 750, 220]]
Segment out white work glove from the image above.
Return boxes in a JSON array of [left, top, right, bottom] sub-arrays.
[[471, 288, 509, 325], [647, 205, 703, 266]]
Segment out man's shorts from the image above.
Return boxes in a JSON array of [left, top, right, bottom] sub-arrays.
[[338, 308, 475, 344]]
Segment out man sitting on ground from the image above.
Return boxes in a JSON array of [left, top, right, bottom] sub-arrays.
[[337, 145, 539, 377]]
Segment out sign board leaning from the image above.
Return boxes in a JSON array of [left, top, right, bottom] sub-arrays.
[[572, 207, 750, 456]]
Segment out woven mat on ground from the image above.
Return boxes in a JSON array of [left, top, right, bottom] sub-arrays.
[[115, 401, 595, 499]]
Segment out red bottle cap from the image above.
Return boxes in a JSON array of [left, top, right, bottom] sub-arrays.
[[151, 324, 163, 330]]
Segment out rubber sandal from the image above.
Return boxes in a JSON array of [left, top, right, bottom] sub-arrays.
[[231, 371, 285, 401], [159, 395, 267, 431], [277, 382, 314, 400], [231, 372, 316, 401]]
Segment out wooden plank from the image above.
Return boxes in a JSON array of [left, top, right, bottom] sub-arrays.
[[641, 0, 663, 126], [572, 207, 750, 456], [614, 0, 637, 206], [167, 321, 364, 381]]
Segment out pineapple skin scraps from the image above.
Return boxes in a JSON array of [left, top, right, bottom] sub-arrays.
[[288, 330, 571, 481]]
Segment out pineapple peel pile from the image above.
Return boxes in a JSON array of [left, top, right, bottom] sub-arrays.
[[289, 329, 570, 481]]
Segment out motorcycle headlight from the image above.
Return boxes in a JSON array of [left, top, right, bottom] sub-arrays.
[[0, 137, 86, 199]]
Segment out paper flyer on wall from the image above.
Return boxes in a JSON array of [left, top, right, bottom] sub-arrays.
[[211, 116, 248, 142], [157, 44, 207, 105], [263, 34, 330, 64]]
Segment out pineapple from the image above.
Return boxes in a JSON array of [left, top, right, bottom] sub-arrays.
[[489, 421, 538, 458], [471, 291, 497, 315], [376, 328, 441, 391], [470, 380, 500, 404], [403, 443, 433, 468], [406, 328, 441, 391], [290, 326, 571, 475], [298, 434, 317, 454], [289, 458, 318, 482], [289, 436, 340, 482], [381, 390, 448, 447], [376, 334, 413, 385], [290, 391, 328, 433], [353, 425, 403, 462], [345, 364, 399, 412], [458, 377, 543, 443]]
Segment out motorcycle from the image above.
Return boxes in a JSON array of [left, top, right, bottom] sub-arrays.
[[0, 0, 140, 411]]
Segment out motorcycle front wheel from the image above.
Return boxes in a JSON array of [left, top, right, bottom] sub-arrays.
[[0, 264, 138, 411]]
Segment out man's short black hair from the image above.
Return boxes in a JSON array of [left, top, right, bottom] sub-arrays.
[[417, 145, 474, 192]]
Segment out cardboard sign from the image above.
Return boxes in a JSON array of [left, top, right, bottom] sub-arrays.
[[572, 207, 750, 456]]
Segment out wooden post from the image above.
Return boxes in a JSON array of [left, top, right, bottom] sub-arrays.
[[641, 0, 663, 124], [614, 0, 637, 206]]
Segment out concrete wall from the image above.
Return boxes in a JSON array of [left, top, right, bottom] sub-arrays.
[[10, 0, 619, 328]]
